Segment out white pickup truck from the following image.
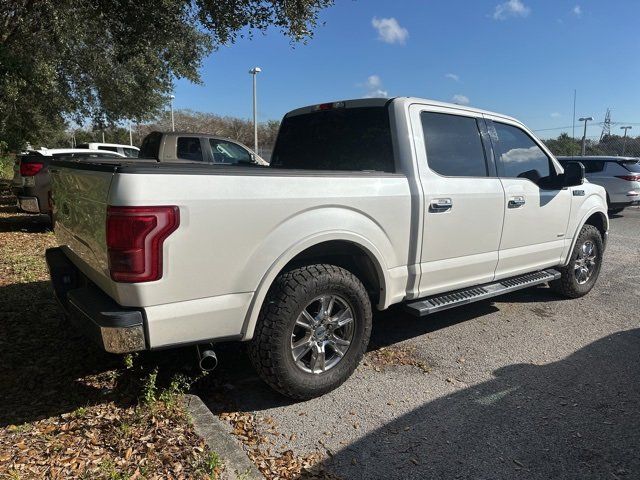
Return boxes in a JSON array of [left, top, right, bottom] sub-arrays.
[[46, 97, 608, 399]]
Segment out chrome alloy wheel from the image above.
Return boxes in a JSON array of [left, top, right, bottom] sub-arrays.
[[290, 295, 355, 374], [574, 240, 597, 285]]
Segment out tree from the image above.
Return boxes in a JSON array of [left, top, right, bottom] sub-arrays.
[[0, 0, 333, 150], [543, 133, 581, 156]]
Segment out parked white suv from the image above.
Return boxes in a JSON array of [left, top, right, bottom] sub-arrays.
[[47, 97, 608, 399], [76, 143, 140, 158], [557, 156, 640, 214]]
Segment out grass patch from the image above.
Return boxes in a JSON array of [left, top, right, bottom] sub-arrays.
[[0, 154, 13, 180]]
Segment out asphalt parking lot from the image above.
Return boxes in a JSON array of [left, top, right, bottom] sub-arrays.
[[201, 208, 640, 480]]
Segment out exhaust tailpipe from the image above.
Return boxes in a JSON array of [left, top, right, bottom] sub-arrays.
[[197, 344, 218, 372]]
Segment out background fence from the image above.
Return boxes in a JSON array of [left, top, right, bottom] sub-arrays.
[[541, 133, 640, 158]]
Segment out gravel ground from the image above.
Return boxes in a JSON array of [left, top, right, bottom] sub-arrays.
[[202, 207, 640, 480]]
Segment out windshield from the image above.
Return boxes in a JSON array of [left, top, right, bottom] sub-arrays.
[[209, 139, 251, 164], [270, 106, 394, 172]]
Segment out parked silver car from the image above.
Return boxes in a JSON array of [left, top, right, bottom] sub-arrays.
[[558, 156, 640, 214]]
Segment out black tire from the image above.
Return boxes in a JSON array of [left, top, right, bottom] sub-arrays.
[[608, 207, 624, 215], [248, 264, 372, 400], [550, 224, 603, 298]]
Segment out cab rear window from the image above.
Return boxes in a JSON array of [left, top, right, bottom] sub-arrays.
[[270, 106, 394, 172]]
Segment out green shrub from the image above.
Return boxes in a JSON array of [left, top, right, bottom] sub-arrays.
[[0, 154, 14, 180]]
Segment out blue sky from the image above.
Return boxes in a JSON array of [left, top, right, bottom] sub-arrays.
[[174, 0, 640, 139]]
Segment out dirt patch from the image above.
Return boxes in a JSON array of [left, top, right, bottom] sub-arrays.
[[365, 345, 432, 373]]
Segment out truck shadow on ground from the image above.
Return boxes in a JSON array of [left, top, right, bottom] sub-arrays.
[[306, 328, 640, 480], [200, 286, 569, 412]]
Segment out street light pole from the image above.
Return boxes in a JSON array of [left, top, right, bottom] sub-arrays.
[[578, 116, 593, 156], [620, 126, 632, 155], [129, 122, 133, 146], [249, 67, 261, 154], [169, 95, 175, 132]]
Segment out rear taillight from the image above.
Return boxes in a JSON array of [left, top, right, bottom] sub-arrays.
[[20, 162, 44, 176], [106, 206, 179, 283], [615, 175, 640, 182]]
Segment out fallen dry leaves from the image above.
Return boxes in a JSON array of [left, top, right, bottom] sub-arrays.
[[364, 345, 432, 373], [219, 411, 339, 480], [0, 179, 219, 479]]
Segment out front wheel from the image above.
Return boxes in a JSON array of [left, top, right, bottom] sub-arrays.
[[550, 224, 603, 298], [248, 264, 372, 400]]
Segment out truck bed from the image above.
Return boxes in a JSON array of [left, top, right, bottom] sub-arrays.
[[50, 159, 412, 348]]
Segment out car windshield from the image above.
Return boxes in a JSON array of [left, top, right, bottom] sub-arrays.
[[620, 161, 640, 173], [270, 106, 395, 172]]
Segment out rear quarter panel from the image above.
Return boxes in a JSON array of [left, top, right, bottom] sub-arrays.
[[106, 172, 413, 314]]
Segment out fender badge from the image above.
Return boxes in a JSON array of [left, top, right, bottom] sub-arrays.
[[572, 190, 585, 196]]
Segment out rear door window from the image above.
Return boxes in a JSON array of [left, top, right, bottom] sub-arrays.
[[493, 122, 552, 183], [583, 161, 605, 173], [122, 148, 139, 158], [177, 137, 203, 162], [98, 146, 118, 153], [420, 112, 488, 177], [620, 161, 640, 173]]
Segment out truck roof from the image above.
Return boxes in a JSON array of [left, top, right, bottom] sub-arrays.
[[284, 97, 521, 125]]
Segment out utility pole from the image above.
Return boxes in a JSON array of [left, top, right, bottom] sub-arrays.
[[169, 95, 175, 132], [249, 67, 262, 154], [572, 89, 576, 141], [129, 122, 133, 146], [600, 108, 611, 141], [579, 116, 593, 156], [620, 126, 632, 155]]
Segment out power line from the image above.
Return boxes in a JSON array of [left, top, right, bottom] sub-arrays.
[[533, 121, 640, 133]]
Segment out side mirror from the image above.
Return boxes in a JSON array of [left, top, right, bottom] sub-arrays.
[[561, 161, 585, 187]]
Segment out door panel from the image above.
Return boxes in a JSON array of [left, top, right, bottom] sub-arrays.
[[487, 119, 572, 278], [496, 179, 571, 278], [409, 105, 505, 297]]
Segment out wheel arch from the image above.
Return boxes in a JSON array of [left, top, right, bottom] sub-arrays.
[[240, 233, 390, 341], [562, 206, 609, 266]]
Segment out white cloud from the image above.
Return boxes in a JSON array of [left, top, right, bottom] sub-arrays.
[[372, 17, 408, 45], [551, 112, 562, 118], [502, 146, 541, 164], [361, 74, 389, 98], [445, 73, 460, 82], [572, 5, 582, 17], [493, 0, 531, 20], [452, 94, 470, 105]]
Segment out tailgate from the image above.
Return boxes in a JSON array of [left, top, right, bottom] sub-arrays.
[[50, 163, 114, 282]]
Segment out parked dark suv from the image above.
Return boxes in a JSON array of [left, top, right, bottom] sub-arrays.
[[12, 149, 124, 215]]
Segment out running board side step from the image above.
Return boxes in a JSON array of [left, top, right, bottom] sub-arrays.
[[403, 269, 561, 317]]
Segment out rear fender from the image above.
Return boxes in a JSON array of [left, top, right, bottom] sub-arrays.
[[237, 206, 401, 341]]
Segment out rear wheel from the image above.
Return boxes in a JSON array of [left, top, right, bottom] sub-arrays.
[[248, 264, 372, 399], [550, 224, 603, 298]]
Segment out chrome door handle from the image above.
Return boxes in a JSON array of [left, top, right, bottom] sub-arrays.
[[508, 196, 526, 208], [429, 198, 453, 213]]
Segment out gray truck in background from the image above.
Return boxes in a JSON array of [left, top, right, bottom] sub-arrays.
[[139, 131, 269, 165]]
